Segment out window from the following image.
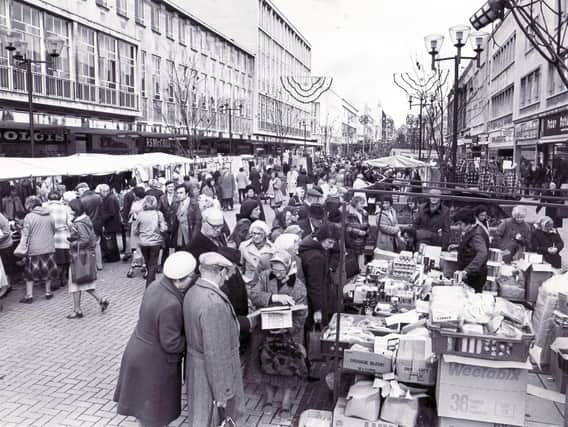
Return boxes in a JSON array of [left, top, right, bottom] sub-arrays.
[[520, 68, 540, 107], [548, 63, 568, 96], [151, 2, 160, 33], [141, 50, 146, 97], [119, 42, 135, 92], [98, 33, 117, 91], [165, 10, 173, 39], [76, 25, 96, 101], [95, 0, 109, 9], [44, 13, 70, 77], [166, 60, 174, 101], [179, 18, 186, 45], [491, 85, 514, 118], [11, 1, 42, 71], [190, 22, 197, 49], [116, 0, 127, 17], [0, 0, 7, 28], [135, 0, 144, 24], [492, 33, 516, 78], [152, 54, 161, 99]]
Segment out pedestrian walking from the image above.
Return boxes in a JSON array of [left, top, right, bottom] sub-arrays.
[[236, 167, 249, 203], [126, 187, 146, 278], [183, 252, 244, 426], [77, 183, 104, 271], [220, 169, 236, 211], [99, 184, 122, 263], [66, 199, 109, 318], [43, 191, 72, 291], [15, 196, 57, 303], [159, 181, 178, 269], [0, 211, 13, 299], [114, 252, 196, 427], [134, 195, 168, 287]]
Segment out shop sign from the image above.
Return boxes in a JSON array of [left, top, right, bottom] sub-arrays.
[[137, 136, 178, 154], [540, 110, 568, 137], [91, 135, 135, 154], [0, 128, 69, 144], [515, 119, 539, 140], [489, 128, 514, 145]]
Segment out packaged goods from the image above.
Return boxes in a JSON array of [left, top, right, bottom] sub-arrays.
[[436, 355, 531, 426], [333, 398, 397, 427], [461, 293, 495, 324], [533, 272, 568, 348], [550, 337, 568, 393], [494, 297, 529, 327], [298, 409, 332, 427], [380, 396, 419, 427], [430, 286, 465, 324], [343, 344, 393, 375], [344, 381, 382, 421], [395, 330, 437, 385], [517, 260, 554, 303]]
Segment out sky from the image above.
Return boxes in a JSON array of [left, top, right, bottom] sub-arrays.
[[271, 0, 487, 127]]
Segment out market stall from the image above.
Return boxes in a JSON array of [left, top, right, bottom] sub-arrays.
[[299, 186, 568, 427]]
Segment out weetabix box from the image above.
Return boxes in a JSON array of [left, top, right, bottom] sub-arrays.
[[436, 355, 530, 426], [438, 417, 513, 427]]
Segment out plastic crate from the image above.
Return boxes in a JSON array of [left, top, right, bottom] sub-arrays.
[[427, 322, 534, 362]]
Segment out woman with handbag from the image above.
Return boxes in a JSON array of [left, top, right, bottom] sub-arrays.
[[375, 196, 402, 253], [247, 250, 308, 419], [15, 196, 58, 304], [345, 195, 369, 270], [134, 196, 168, 287], [66, 199, 109, 319]]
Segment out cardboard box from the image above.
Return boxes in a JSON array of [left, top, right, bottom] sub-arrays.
[[333, 398, 397, 427], [550, 337, 568, 393], [436, 355, 530, 426], [380, 397, 419, 427], [438, 417, 513, 427], [343, 348, 393, 375], [298, 409, 332, 427], [260, 306, 292, 330], [395, 334, 437, 385], [517, 261, 554, 303]]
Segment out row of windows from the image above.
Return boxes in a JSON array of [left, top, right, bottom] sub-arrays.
[[519, 68, 540, 107], [259, 0, 310, 67], [491, 85, 514, 118], [492, 34, 516, 79]]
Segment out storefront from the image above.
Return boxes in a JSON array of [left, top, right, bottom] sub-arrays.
[[83, 130, 138, 155], [539, 109, 568, 170], [488, 127, 514, 167], [514, 119, 539, 168], [0, 125, 73, 157], [136, 133, 180, 155]]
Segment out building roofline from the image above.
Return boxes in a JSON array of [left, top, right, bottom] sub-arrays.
[[263, 0, 312, 48], [165, 0, 256, 56]]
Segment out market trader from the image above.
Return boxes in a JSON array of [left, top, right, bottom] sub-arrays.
[[414, 189, 451, 250], [452, 208, 489, 293]]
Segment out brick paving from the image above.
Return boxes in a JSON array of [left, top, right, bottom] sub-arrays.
[[0, 253, 309, 427]]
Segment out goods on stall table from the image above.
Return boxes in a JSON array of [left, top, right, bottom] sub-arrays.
[[297, 409, 333, 427], [333, 398, 397, 427], [390, 252, 418, 281]]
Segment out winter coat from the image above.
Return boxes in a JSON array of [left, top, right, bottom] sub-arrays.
[[376, 207, 400, 252], [457, 225, 490, 292], [345, 205, 369, 254], [187, 231, 226, 269], [80, 190, 103, 236], [493, 218, 532, 262], [220, 174, 236, 200], [160, 193, 178, 231], [100, 193, 122, 234], [114, 277, 185, 426], [69, 215, 97, 252], [145, 188, 164, 210], [134, 210, 167, 247], [297, 173, 309, 189], [249, 169, 261, 194], [299, 236, 334, 327], [236, 171, 249, 190], [0, 212, 13, 250], [532, 228, 564, 269], [184, 278, 244, 426], [286, 170, 299, 195], [414, 203, 451, 250], [20, 207, 55, 256], [239, 239, 274, 283], [1, 195, 24, 220], [43, 200, 70, 250]]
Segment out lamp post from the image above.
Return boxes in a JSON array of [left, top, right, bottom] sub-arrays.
[[408, 95, 434, 161], [220, 102, 243, 155], [425, 26, 488, 180], [1, 29, 64, 158], [299, 119, 310, 156]]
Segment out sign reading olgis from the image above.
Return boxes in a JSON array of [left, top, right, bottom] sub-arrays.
[[0, 128, 69, 144], [541, 110, 568, 137], [0, 128, 71, 157]]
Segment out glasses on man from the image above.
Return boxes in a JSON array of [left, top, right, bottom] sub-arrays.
[[251, 231, 265, 236], [206, 220, 224, 230]]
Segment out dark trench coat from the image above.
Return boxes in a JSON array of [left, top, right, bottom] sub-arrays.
[[113, 277, 186, 426]]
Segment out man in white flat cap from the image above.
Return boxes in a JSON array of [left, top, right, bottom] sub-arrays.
[[184, 252, 244, 426], [187, 207, 227, 268]]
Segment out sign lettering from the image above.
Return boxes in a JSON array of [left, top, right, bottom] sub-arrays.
[[541, 110, 568, 137]]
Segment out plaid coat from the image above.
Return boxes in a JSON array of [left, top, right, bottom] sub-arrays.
[[184, 278, 244, 426], [43, 200, 71, 250]]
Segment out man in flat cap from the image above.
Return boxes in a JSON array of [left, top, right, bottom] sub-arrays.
[[184, 252, 244, 426]]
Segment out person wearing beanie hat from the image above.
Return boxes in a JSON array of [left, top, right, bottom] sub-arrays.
[[299, 223, 339, 330], [183, 251, 245, 425], [239, 220, 274, 284], [247, 249, 308, 417], [114, 251, 196, 427]]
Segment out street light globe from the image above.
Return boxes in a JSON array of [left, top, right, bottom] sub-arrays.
[[0, 27, 21, 52], [13, 39, 28, 61], [424, 33, 444, 54], [46, 34, 65, 58], [449, 25, 471, 47], [470, 31, 489, 51]]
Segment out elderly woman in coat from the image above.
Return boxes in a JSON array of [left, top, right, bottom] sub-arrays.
[[114, 251, 196, 427], [376, 195, 401, 252], [184, 252, 245, 426], [247, 250, 308, 419]]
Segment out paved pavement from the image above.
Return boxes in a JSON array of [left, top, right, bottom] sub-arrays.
[[0, 204, 306, 427]]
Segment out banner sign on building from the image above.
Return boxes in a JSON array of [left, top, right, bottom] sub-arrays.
[[541, 110, 568, 137], [0, 127, 70, 157], [515, 119, 539, 140]]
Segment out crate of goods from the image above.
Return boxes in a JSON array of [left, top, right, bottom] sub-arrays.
[[427, 322, 534, 362]]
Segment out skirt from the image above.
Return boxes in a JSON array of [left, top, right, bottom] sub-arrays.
[[54, 248, 71, 265], [24, 253, 59, 283], [67, 276, 96, 293]]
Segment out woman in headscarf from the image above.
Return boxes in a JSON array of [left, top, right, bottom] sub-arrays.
[[247, 250, 308, 419], [239, 220, 274, 284], [532, 216, 564, 269], [114, 252, 196, 427]]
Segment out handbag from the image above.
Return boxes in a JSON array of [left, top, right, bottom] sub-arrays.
[[71, 249, 97, 284], [13, 235, 29, 257], [306, 323, 323, 362], [259, 333, 308, 378], [209, 402, 236, 427]]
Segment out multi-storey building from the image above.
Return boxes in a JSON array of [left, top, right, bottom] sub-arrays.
[[254, 0, 318, 154], [0, 0, 256, 157], [311, 89, 358, 155], [455, 6, 568, 182]]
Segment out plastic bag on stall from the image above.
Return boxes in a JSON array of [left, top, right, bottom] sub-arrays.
[[494, 297, 530, 327], [533, 272, 568, 347], [461, 293, 495, 324]]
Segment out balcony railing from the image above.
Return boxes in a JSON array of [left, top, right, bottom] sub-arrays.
[[0, 64, 139, 111]]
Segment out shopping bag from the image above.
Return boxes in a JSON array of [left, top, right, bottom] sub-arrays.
[[209, 403, 236, 427], [71, 250, 97, 284], [102, 233, 120, 262], [307, 324, 323, 362]]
